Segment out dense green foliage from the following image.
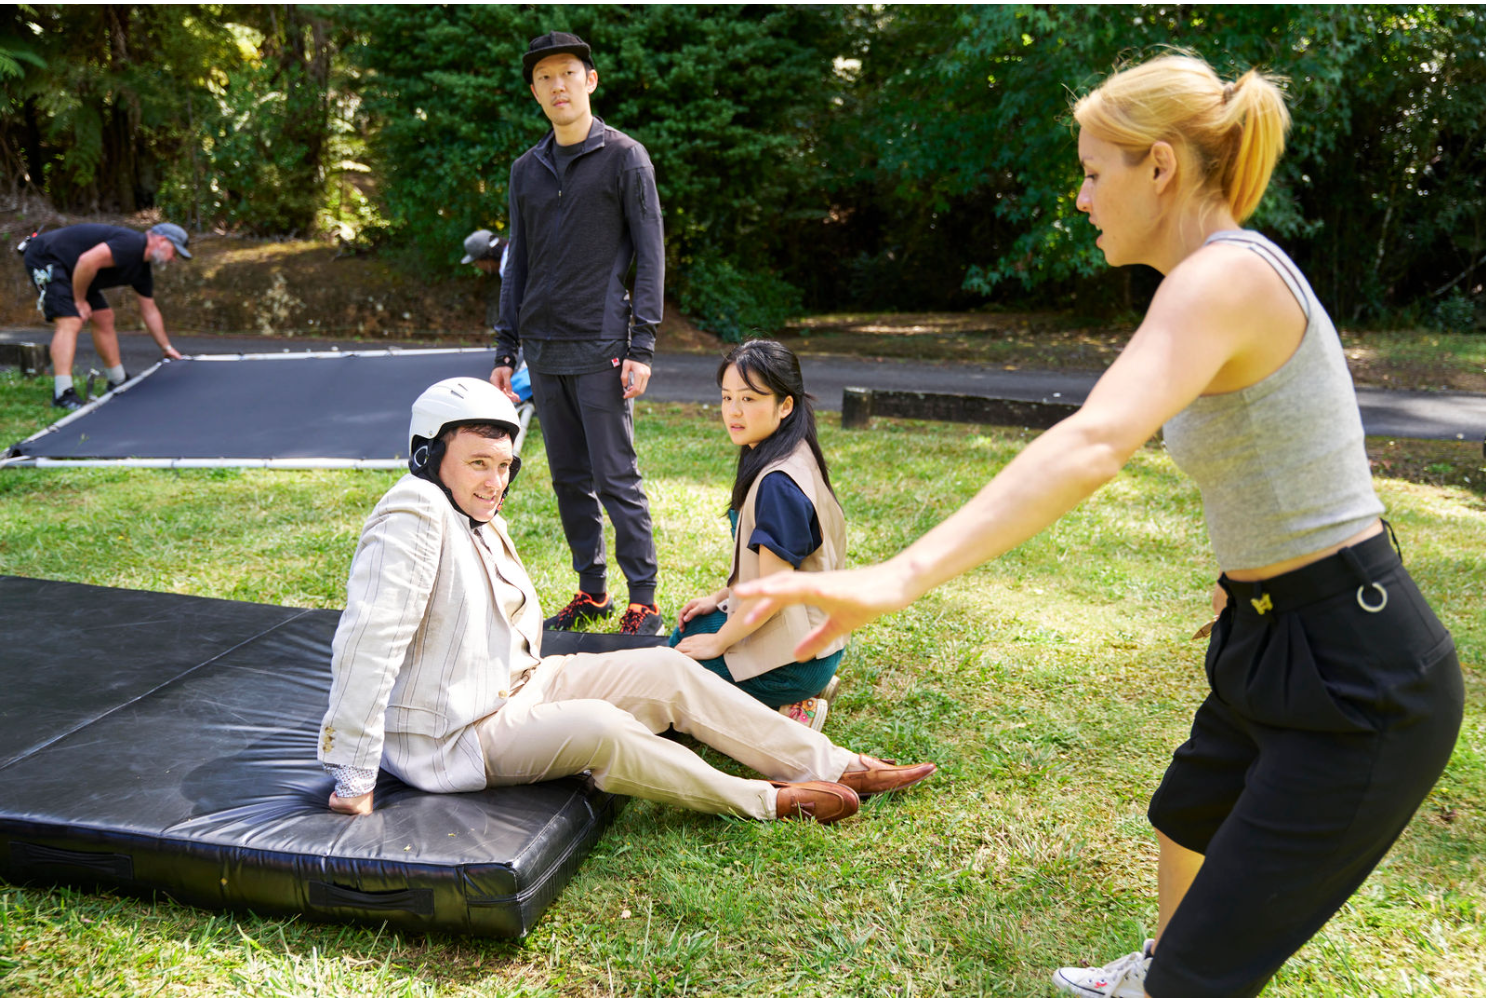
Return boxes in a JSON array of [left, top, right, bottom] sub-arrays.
[[1, 5, 218, 215], [3, 4, 1482, 328], [812, 5, 1486, 324], [343, 4, 839, 335], [1, 5, 350, 236], [153, 7, 351, 236]]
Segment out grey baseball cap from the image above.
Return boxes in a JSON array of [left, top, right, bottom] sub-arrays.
[[461, 229, 498, 265], [148, 222, 192, 259]]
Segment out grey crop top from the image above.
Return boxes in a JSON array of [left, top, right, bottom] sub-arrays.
[[1162, 231, 1383, 571]]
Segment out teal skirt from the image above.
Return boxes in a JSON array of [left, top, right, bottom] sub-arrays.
[[668, 609, 841, 709]]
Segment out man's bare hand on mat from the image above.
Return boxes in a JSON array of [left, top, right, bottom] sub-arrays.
[[329, 790, 373, 816]]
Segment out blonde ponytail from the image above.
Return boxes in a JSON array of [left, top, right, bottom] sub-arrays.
[[1074, 53, 1291, 222], [1218, 69, 1291, 221]]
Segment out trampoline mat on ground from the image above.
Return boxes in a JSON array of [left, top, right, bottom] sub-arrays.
[[0, 575, 667, 937], [7, 348, 499, 465]]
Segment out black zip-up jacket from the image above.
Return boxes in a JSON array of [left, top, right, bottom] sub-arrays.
[[495, 117, 664, 368]]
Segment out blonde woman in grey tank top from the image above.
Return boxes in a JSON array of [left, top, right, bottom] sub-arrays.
[[737, 53, 1462, 998]]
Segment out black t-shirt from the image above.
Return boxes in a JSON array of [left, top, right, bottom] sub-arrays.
[[553, 139, 584, 180], [30, 224, 153, 298]]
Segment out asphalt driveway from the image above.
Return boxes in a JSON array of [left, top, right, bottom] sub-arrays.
[[4, 328, 1483, 443]]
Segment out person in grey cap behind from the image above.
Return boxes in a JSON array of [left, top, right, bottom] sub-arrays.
[[490, 30, 668, 637], [461, 228, 510, 329], [20, 221, 189, 411]]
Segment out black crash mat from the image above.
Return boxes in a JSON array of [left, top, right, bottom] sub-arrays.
[[8, 349, 496, 463], [0, 576, 667, 937]]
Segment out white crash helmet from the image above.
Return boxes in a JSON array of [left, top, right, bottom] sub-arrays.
[[408, 377, 521, 468]]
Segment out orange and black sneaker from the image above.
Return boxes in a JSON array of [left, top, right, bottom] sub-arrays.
[[618, 602, 666, 636], [544, 591, 613, 630]]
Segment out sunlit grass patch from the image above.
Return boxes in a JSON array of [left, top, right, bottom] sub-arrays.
[[0, 385, 1481, 997]]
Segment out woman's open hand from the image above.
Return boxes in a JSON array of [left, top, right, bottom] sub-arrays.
[[733, 563, 913, 661]]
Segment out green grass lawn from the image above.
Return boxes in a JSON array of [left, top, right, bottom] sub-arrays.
[[1, 371, 1482, 997]]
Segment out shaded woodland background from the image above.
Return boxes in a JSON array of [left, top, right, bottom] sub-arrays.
[[2, 4, 1483, 339]]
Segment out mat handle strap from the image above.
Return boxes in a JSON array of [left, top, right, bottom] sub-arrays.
[[10, 841, 134, 881], [308, 880, 435, 916]]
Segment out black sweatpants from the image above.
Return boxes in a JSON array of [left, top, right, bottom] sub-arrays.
[[1146, 530, 1463, 998], [528, 367, 658, 606]]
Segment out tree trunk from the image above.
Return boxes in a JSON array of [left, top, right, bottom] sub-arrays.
[[103, 4, 139, 214]]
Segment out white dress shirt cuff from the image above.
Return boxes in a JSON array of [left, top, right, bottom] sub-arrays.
[[324, 763, 378, 799]]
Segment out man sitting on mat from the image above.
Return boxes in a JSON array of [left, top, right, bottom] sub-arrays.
[[317, 377, 934, 825]]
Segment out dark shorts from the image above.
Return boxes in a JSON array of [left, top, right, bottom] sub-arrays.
[[1146, 530, 1463, 998], [23, 256, 108, 322]]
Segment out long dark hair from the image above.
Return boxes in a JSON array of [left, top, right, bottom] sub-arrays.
[[717, 339, 834, 510]]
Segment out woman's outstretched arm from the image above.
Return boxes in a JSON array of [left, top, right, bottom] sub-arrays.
[[736, 245, 1287, 659]]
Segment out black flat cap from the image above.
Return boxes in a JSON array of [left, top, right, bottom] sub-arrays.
[[522, 31, 592, 84]]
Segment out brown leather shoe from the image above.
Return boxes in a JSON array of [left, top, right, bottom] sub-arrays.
[[836, 755, 937, 797], [772, 780, 860, 824]]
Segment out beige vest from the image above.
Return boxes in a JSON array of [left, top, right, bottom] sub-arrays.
[[720, 442, 846, 681]]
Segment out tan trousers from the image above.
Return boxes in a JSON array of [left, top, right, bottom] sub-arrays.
[[474, 647, 857, 819]]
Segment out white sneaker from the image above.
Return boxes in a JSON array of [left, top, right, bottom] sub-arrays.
[[1051, 940, 1153, 997]]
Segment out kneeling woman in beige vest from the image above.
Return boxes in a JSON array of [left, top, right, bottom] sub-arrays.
[[671, 340, 845, 731]]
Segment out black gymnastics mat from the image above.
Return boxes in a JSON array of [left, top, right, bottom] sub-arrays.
[[3, 347, 499, 468], [0, 575, 666, 937]]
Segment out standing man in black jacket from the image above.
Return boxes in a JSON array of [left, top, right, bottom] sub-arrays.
[[490, 31, 666, 636]]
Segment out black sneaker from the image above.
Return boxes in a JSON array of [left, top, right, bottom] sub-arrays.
[[619, 602, 666, 636], [544, 591, 614, 630], [107, 371, 131, 392], [52, 387, 84, 412]]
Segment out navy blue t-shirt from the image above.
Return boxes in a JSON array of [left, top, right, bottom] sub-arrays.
[[29, 224, 153, 297], [743, 472, 822, 568]]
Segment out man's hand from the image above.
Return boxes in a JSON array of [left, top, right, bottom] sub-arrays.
[[162, 345, 183, 361], [621, 358, 651, 400], [329, 789, 374, 815], [490, 365, 520, 403], [71, 243, 113, 326]]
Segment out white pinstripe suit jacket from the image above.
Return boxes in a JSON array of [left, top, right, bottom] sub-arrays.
[[317, 475, 545, 793]]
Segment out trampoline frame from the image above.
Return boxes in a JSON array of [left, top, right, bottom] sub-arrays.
[[1, 347, 534, 470]]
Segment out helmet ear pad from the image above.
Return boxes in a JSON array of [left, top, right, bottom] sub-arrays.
[[409, 435, 447, 474]]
